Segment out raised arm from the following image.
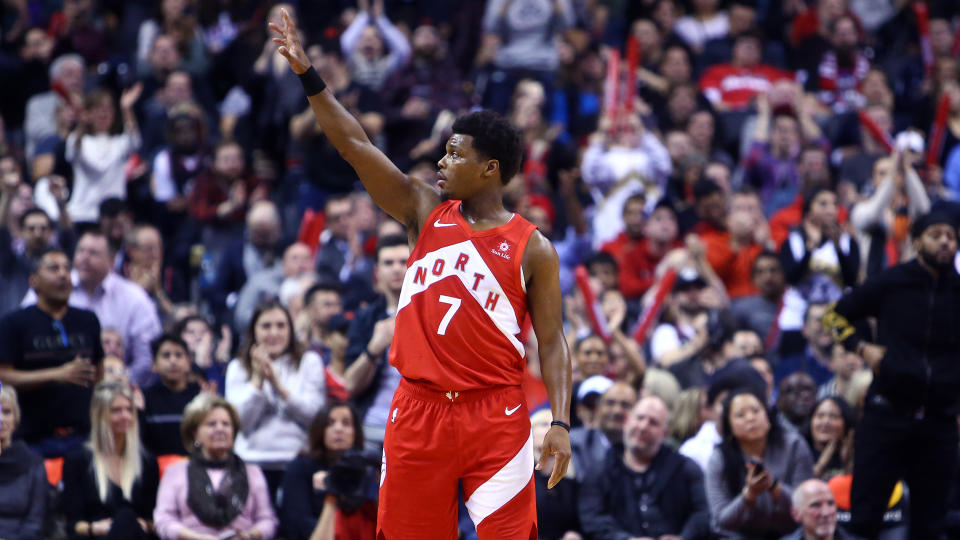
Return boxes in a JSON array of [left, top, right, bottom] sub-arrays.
[[523, 231, 573, 489], [271, 8, 438, 232]]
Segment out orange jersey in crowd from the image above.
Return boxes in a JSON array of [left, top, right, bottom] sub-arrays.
[[388, 200, 538, 392]]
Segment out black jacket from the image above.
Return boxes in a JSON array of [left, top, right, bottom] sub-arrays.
[[578, 445, 710, 540], [824, 258, 960, 415]]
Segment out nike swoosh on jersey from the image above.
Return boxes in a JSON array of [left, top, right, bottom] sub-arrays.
[[434, 219, 457, 228], [505, 404, 522, 416]]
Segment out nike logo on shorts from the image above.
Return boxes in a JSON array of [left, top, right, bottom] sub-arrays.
[[434, 219, 457, 228], [505, 404, 522, 416]]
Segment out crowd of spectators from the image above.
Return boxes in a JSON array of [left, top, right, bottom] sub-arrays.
[[2, 0, 960, 539]]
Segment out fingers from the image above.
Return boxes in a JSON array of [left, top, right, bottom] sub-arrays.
[[548, 452, 570, 489], [281, 7, 295, 31], [536, 443, 549, 471]]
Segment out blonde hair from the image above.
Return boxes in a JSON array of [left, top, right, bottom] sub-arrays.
[[180, 392, 240, 452], [641, 368, 681, 412], [0, 384, 21, 430], [89, 382, 141, 503], [670, 388, 703, 444]]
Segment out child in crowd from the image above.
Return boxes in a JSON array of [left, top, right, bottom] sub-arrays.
[[140, 334, 203, 456]]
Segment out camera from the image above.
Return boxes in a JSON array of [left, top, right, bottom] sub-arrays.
[[326, 449, 381, 512]]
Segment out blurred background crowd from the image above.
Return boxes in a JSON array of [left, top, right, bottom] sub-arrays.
[[2, 0, 960, 539]]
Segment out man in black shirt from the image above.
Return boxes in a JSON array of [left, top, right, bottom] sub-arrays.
[[823, 211, 960, 539], [0, 248, 102, 458]]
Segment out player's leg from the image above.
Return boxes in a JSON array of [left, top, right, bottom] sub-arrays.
[[377, 388, 459, 540], [459, 386, 537, 540]]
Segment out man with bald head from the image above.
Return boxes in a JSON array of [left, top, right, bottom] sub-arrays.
[[210, 200, 286, 325], [125, 224, 188, 318], [570, 381, 637, 478], [579, 396, 710, 540], [783, 479, 861, 540]]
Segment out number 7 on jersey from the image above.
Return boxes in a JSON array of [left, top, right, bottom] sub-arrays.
[[436, 295, 461, 335]]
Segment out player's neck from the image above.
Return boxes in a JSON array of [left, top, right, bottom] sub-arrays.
[[459, 195, 511, 231]]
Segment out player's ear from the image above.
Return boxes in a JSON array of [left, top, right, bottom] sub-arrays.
[[482, 159, 500, 179]]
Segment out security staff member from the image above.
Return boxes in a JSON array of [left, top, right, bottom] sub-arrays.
[[823, 211, 960, 540]]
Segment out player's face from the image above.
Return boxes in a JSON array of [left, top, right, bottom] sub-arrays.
[[437, 134, 490, 200]]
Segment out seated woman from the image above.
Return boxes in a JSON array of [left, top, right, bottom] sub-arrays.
[[280, 401, 376, 540], [63, 382, 159, 539], [0, 385, 47, 540], [803, 396, 855, 481], [705, 387, 814, 538], [226, 301, 326, 500], [153, 393, 278, 540]]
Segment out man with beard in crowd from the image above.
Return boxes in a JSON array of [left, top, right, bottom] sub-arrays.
[[823, 212, 960, 539]]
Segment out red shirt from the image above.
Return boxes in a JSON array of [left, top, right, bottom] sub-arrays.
[[389, 201, 537, 391], [699, 64, 795, 110], [602, 232, 681, 299], [769, 195, 849, 248]]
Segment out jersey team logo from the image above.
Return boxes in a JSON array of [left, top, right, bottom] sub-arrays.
[[492, 241, 511, 260]]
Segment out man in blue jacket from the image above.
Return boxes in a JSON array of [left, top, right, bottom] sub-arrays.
[[823, 211, 960, 539]]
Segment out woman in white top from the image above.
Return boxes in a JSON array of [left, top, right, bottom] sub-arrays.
[[225, 300, 326, 504], [65, 84, 142, 223]]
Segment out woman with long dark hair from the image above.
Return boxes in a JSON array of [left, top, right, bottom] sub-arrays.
[[803, 396, 855, 481], [225, 301, 326, 502], [705, 388, 814, 538], [279, 401, 375, 540]]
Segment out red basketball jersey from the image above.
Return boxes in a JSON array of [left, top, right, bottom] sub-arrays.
[[388, 200, 538, 391]]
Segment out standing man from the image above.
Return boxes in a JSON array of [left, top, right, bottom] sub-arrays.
[[823, 211, 960, 539], [0, 248, 103, 458], [272, 10, 571, 539]]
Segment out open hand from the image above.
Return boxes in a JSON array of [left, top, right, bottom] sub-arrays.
[[270, 8, 311, 74], [120, 82, 143, 111], [537, 426, 571, 489]]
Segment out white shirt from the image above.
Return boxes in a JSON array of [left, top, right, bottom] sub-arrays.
[[65, 130, 140, 222], [226, 351, 327, 467], [680, 420, 721, 473]]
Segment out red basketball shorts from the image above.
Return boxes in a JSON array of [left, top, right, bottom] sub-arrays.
[[376, 378, 537, 540]]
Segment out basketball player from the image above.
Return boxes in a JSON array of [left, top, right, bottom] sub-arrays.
[[271, 10, 571, 540]]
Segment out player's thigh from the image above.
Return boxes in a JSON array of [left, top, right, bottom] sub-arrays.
[[459, 388, 536, 539], [377, 393, 459, 539]]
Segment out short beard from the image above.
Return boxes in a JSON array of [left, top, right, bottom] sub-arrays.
[[440, 192, 450, 202], [920, 250, 953, 271]]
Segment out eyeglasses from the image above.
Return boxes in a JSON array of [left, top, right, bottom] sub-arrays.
[[52, 320, 68, 347]]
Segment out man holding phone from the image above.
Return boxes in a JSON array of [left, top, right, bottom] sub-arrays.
[[0, 248, 103, 458]]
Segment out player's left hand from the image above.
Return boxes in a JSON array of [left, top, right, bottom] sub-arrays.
[[269, 8, 310, 75], [537, 426, 571, 489]]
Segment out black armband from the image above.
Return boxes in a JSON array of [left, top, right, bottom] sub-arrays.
[[298, 66, 326, 96], [550, 420, 571, 432]]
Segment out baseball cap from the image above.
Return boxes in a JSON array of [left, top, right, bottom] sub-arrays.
[[577, 375, 614, 401], [674, 267, 706, 291]]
